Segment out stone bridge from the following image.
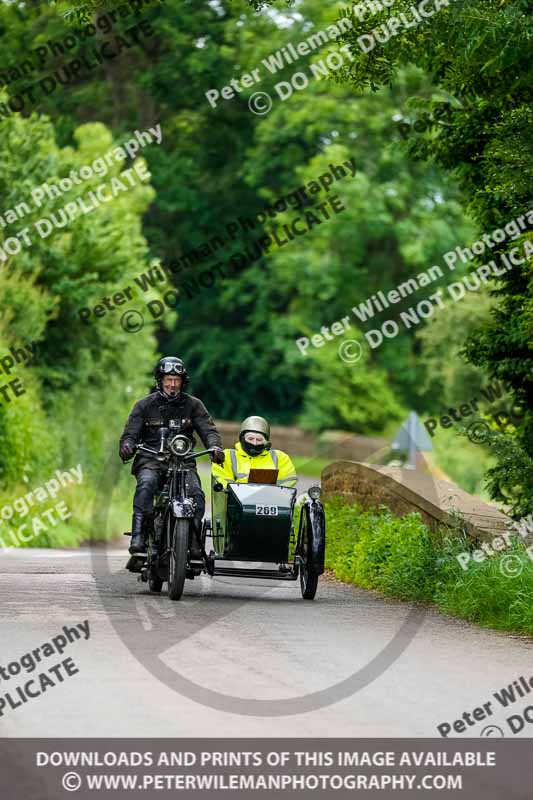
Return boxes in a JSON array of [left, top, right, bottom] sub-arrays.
[[321, 460, 512, 542]]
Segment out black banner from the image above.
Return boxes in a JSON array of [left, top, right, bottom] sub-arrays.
[[1, 739, 531, 798]]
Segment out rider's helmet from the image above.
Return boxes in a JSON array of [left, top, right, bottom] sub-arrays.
[[154, 356, 189, 399], [239, 416, 271, 456]]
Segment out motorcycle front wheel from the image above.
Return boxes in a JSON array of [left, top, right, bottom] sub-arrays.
[[168, 517, 189, 601]]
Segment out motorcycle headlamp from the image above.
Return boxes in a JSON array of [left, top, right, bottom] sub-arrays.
[[308, 486, 321, 501], [169, 434, 192, 456]]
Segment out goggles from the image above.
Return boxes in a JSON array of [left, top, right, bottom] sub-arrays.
[[161, 362, 184, 375]]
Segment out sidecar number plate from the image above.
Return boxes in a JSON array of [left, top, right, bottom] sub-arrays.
[[255, 505, 278, 516]]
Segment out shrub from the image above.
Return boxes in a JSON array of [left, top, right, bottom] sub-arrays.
[[326, 500, 440, 601]]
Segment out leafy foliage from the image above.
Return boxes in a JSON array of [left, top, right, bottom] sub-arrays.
[[0, 0, 530, 540], [325, 498, 441, 601], [0, 0, 475, 427], [281, 0, 533, 509], [459, 427, 533, 519], [0, 106, 159, 504], [299, 334, 405, 433]]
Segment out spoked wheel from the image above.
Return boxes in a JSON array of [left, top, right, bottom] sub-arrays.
[[168, 517, 189, 601], [299, 505, 319, 600]]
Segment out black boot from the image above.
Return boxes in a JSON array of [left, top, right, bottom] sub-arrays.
[[129, 512, 146, 554]]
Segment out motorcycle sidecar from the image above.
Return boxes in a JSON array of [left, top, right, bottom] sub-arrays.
[[206, 478, 326, 600]]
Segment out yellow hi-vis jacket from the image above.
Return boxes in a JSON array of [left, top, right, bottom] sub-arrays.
[[211, 441, 297, 488]]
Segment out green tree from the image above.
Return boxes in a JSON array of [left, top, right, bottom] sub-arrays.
[[416, 289, 496, 408], [0, 106, 159, 483], [299, 333, 405, 433], [0, 0, 497, 458], [246, 0, 533, 510]]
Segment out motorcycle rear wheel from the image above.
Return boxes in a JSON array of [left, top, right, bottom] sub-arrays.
[[168, 517, 189, 601]]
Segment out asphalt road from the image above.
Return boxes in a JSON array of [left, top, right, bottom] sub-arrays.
[[1, 527, 532, 738]]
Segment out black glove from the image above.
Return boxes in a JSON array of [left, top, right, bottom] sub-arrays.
[[120, 441, 135, 461], [210, 447, 225, 465]]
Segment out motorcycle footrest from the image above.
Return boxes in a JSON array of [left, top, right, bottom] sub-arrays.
[[123, 531, 132, 536], [126, 554, 147, 573]]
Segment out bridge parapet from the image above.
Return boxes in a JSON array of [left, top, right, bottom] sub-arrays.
[[321, 460, 515, 543]]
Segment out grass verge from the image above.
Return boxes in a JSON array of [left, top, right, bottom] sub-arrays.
[[325, 497, 533, 636], [0, 467, 133, 550]]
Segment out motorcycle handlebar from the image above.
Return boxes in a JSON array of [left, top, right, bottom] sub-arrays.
[[135, 443, 159, 456], [183, 447, 215, 460], [134, 444, 216, 460]]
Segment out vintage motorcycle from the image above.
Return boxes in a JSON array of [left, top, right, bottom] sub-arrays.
[[125, 422, 215, 600], [125, 423, 326, 602]]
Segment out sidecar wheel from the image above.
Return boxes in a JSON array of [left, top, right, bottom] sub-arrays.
[[300, 563, 319, 600], [298, 505, 319, 600]]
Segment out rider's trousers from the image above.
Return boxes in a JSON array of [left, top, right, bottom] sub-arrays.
[[133, 467, 205, 523]]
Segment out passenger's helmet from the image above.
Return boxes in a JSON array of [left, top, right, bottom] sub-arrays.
[[239, 415, 271, 456], [154, 356, 189, 398]]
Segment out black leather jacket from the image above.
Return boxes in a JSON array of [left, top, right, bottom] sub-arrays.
[[119, 391, 222, 474]]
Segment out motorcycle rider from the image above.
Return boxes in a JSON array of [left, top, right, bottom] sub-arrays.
[[119, 356, 224, 554], [211, 416, 297, 488]]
